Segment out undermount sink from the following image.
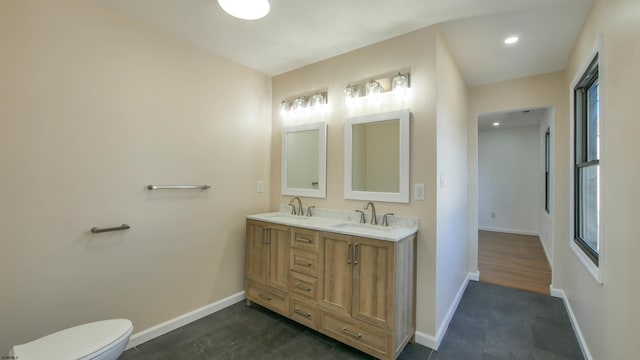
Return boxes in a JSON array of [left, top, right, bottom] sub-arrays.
[[332, 222, 393, 232], [264, 213, 309, 221]]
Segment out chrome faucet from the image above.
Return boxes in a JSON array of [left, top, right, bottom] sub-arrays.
[[289, 197, 303, 216], [364, 201, 377, 225]]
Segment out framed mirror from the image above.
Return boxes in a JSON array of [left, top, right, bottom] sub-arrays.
[[345, 109, 410, 203], [282, 121, 327, 198]]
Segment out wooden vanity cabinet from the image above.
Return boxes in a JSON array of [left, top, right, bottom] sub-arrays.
[[245, 219, 415, 360], [318, 231, 415, 359], [245, 220, 290, 316]]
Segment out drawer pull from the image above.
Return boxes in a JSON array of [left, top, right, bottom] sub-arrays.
[[295, 282, 312, 292], [296, 237, 313, 243], [295, 259, 312, 267], [258, 292, 272, 301], [294, 308, 312, 318], [342, 327, 362, 339]]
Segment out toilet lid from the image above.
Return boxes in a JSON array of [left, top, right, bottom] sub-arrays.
[[13, 319, 133, 360]]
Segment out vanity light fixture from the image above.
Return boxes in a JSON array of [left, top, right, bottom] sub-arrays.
[[344, 71, 411, 106], [279, 90, 328, 117], [218, 0, 270, 20]]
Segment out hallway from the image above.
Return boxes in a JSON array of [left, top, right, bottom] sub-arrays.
[[478, 230, 552, 295]]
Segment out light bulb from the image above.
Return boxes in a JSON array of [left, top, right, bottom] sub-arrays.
[[392, 73, 409, 96], [310, 93, 325, 111], [280, 100, 290, 116], [366, 80, 381, 103], [344, 85, 357, 106], [292, 97, 306, 113]]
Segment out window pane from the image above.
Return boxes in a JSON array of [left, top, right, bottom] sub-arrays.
[[578, 164, 599, 253], [587, 80, 599, 160]]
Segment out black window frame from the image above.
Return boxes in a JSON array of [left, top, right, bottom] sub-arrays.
[[573, 54, 600, 265], [545, 127, 551, 214]]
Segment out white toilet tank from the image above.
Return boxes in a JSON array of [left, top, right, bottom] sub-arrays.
[[11, 319, 133, 360]]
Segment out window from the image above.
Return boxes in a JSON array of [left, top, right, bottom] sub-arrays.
[[574, 54, 600, 265], [545, 128, 550, 214]]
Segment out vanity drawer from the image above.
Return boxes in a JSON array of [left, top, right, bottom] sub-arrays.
[[291, 227, 320, 253], [319, 309, 391, 359], [289, 271, 318, 301], [290, 296, 319, 330], [290, 248, 319, 277], [246, 281, 289, 316]]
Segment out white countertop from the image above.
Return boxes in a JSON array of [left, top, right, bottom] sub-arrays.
[[246, 209, 418, 242]]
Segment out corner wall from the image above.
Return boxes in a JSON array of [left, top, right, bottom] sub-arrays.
[[0, 1, 272, 353]]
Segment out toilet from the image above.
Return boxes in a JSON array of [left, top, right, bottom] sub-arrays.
[[10, 319, 133, 360]]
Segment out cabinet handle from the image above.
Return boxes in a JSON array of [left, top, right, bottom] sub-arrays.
[[342, 327, 362, 339], [353, 243, 359, 265], [295, 282, 312, 292], [347, 242, 352, 264], [295, 259, 312, 267], [294, 309, 312, 318], [258, 292, 272, 301], [296, 237, 312, 244]]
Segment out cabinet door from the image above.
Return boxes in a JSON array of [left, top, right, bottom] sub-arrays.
[[267, 224, 290, 291], [351, 237, 394, 329], [319, 232, 353, 315], [246, 220, 268, 284]]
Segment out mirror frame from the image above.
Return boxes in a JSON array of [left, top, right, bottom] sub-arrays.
[[281, 121, 327, 198], [344, 109, 410, 203]]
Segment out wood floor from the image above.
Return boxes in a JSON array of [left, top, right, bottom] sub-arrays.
[[478, 230, 551, 295]]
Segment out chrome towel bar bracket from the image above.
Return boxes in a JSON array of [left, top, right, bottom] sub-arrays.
[[147, 185, 211, 190], [91, 224, 130, 234]]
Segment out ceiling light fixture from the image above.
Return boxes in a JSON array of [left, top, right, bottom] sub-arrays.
[[504, 36, 519, 45], [493, 122, 500, 127], [218, 0, 270, 20]]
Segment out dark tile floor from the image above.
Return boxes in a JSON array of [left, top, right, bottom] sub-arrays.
[[120, 281, 583, 360]]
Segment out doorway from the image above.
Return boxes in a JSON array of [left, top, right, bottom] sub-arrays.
[[476, 107, 553, 295]]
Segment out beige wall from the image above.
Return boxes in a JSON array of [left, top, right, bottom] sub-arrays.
[[435, 31, 469, 329], [272, 27, 441, 336], [559, 0, 640, 358], [0, 0, 271, 353]]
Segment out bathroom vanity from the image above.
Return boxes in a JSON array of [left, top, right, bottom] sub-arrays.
[[245, 210, 417, 360]]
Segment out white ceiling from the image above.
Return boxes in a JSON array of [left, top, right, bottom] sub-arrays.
[[94, 0, 592, 85], [478, 108, 548, 131]]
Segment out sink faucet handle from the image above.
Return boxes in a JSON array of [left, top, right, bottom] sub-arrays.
[[306, 206, 315, 217], [355, 210, 365, 223], [382, 213, 395, 227]]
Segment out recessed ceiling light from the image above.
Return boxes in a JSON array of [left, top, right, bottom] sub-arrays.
[[493, 122, 500, 127], [504, 36, 519, 45], [218, 0, 270, 20]]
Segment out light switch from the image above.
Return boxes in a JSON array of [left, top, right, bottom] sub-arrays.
[[257, 180, 264, 193], [414, 183, 425, 200]]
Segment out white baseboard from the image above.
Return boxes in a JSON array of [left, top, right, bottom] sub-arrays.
[[469, 271, 480, 281], [414, 272, 475, 350], [126, 291, 245, 349], [478, 226, 539, 237], [549, 287, 593, 360]]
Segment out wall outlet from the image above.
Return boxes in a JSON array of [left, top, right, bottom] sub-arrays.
[[257, 180, 264, 193], [414, 183, 425, 200]]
